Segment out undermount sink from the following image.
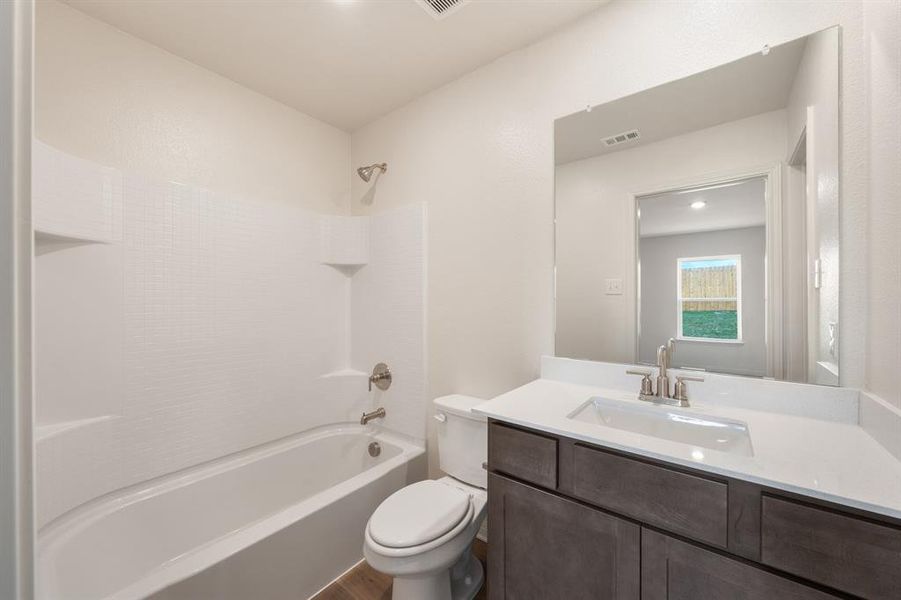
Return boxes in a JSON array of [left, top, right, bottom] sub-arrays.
[[567, 396, 754, 457]]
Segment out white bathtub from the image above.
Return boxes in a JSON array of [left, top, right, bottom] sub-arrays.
[[38, 425, 426, 600]]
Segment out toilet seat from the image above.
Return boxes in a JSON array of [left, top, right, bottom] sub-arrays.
[[366, 502, 474, 558], [367, 480, 476, 558], [369, 480, 472, 548]]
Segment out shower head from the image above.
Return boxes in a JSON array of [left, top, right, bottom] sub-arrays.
[[357, 162, 387, 182]]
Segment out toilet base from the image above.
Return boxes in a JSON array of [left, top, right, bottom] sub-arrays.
[[391, 546, 484, 600]]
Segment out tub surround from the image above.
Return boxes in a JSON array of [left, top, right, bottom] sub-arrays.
[[475, 356, 901, 520], [32, 141, 429, 599], [33, 142, 427, 527]]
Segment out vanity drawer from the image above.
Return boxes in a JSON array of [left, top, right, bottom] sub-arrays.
[[571, 443, 728, 547], [488, 422, 558, 489], [761, 496, 901, 599]]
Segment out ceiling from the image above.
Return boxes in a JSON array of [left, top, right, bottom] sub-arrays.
[[555, 35, 808, 164], [638, 177, 766, 238], [63, 0, 605, 132]]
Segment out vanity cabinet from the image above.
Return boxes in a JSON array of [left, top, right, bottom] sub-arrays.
[[487, 472, 640, 600], [570, 442, 728, 547], [641, 529, 837, 600], [487, 421, 901, 600]]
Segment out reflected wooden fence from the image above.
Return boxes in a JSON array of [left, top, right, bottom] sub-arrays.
[[681, 266, 737, 311]]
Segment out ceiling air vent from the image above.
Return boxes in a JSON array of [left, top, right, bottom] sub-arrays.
[[416, 0, 469, 20], [602, 129, 641, 147]]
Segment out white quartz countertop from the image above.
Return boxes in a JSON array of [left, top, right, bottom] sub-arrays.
[[474, 378, 901, 520]]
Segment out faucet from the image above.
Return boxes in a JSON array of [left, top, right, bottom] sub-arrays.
[[360, 407, 386, 425], [655, 341, 673, 400], [627, 338, 703, 407]]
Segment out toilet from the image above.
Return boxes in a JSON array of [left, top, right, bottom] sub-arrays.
[[364, 395, 488, 600]]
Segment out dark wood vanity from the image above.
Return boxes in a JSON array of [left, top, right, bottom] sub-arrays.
[[487, 420, 901, 600]]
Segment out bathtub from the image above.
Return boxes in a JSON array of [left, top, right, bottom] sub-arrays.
[[38, 424, 426, 600]]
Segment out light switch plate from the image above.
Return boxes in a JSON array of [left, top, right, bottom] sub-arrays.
[[604, 278, 623, 295]]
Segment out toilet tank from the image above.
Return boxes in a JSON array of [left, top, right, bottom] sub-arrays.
[[434, 395, 487, 489]]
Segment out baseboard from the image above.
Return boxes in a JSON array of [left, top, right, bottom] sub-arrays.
[[306, 558, 365, 600]]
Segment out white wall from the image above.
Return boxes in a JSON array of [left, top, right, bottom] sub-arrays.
[[350, 0, 869, 475], [864, 1, 901, 411], [555, 110, 786, 364], [352, 205, 428, 440], [639, 227, 767, 377], [35, 0, 350, 214]]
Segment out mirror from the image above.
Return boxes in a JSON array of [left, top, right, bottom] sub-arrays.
[[554, 27, 840, 385]]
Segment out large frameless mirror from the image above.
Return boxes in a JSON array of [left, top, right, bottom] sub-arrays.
[[554, 26, 841, 385]]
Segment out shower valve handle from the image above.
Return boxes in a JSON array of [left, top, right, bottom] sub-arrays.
[[369, 363, 392, 392]]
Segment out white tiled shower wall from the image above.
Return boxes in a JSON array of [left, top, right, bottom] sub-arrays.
[[353, 208, 427, 440], [34, 142, 426, 526]]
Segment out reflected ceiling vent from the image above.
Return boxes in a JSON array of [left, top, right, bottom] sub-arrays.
[[416, 0, 469, 20], [602, 129, 641, 147]]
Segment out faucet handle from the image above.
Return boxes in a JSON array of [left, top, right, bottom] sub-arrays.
[[626, 370, 654, 397], [369, 363, 392, 392], [673, 375, 704, 403], [676, 375, 704, 382]]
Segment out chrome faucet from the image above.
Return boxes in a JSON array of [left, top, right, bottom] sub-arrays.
[[627, 338, 703, 407], [360, 407, 386, 425]]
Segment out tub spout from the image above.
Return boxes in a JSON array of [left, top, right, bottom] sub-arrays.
[[360, 407, 386, 425]]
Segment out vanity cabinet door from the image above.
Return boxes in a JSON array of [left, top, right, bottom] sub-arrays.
[[641, 529, 840, 600], [760, 495, 901, 599], [488, 473, 640, 600]]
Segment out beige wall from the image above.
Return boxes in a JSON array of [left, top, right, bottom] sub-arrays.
[[350, 0, 871, 476], [35, 0, 351, 215], [865, 1, 901, 410]]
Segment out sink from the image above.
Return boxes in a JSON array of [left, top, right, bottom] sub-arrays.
[[567, 396, 754, 457]]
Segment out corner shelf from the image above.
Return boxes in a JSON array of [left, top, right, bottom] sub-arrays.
[[319, 368, 368, 380], [36, 415, 117, 443], [35, 228, 110, 246], [320, 215, 369, 270]]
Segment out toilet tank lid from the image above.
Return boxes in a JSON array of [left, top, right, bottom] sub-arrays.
[[433, 394, 486, 421]]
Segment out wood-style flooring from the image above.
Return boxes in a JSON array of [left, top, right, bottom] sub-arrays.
[[311, 540, 488, 600]]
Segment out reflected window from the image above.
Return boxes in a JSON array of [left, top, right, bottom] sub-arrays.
[[677, 256, 741, 341]]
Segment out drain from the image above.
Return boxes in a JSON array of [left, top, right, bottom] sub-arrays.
[[368, 441, 381, 457]]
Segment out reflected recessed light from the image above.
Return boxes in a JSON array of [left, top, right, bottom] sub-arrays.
[[691, 201, 707, 210]]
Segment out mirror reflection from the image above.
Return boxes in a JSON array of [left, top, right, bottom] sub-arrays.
[[555, 27, 840, 384]]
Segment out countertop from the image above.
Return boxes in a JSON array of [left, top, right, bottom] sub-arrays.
[[474, 378, 901, 520]]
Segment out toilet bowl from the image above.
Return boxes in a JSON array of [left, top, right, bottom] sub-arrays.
[[363, 395, 488, 600]]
